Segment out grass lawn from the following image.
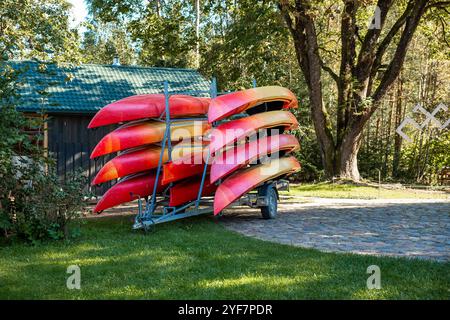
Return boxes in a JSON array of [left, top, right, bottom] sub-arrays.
[[0, 215, 448, 299], [288, 182, 450, 200]]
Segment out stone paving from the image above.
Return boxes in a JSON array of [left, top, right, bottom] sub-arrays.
[[220, 198, 450, 262]]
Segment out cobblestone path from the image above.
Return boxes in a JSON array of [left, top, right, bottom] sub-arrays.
[[220, 198, 450, 262]]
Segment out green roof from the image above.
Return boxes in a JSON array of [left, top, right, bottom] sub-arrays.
[[10, 61, 211, 114]]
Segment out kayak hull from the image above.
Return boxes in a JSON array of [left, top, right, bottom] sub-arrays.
[[210, 134, 300, 184], [169, 176, 217, 207], [92, 141, 205, 185], [162, 161, 208, 185], [88, 94, 210, 128], [93, 172, 164, 213], [213, 156, 301, 215], [161, 146, 208, 185], [208, 86, 297, 123], [90, 120, 210, 158], [209, 110, 298, 155], [92, 146, 168, 185]]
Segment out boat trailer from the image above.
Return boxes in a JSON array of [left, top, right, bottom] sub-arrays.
[[132, 79, 290, 231]]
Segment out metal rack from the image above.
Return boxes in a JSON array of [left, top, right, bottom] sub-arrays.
[[132, 79, 289, 231]]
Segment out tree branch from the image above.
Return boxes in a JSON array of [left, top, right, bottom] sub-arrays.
[[339, 0, 358, 80], [426, 1, 450, 9], [370, 0, 428, 114], [355, 0, 394, 85], [337, 0, 358, 143], [278, 1, 310, 84], [278, 0, 336, 172], [367, 0, 415, 96], [438, 15, 450, 48], [277, 1, 296, 35], [319, 58, 339, 83]]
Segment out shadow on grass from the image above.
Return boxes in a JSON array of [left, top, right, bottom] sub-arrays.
[[0, 215, 448, 299]]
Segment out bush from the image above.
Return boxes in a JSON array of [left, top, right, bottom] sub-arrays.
[[0, 75, 88, 243], [7, 170, 87, 243], [1, 152, 88, 245]]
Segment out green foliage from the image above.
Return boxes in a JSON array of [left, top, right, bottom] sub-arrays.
[[399, 129, 450, 184], [87, 0, 143, 23], [87, 0, 197, 67], [200, 0, 302, 90], [129, 2, 196, 67], [0, 83, 88, 243], [0, 0, 88, 241], [358, 29, 450, 184], [0, 0, 81, 63], [2, 0, 448, 185], [81, 21, 136, 65], [289, 109, 324, 182], [9, 168, 88, 243]]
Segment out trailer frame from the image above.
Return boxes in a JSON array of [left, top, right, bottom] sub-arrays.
[[132, 79, 289, 231]]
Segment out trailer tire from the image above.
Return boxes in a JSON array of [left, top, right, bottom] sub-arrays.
[[259, 183, 278, 219]]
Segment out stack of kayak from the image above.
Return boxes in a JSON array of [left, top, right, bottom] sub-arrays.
[[207, 86, 301, 214], [89, 86, 301, 215], [89, 95, 211, 213]]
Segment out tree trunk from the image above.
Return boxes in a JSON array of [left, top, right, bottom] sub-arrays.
[[337, 139, 361, 180], [195, 0, 200, 68], [392, 76, 403, 177], [335, 117, 366, 180], [278, 0, 430, 182]]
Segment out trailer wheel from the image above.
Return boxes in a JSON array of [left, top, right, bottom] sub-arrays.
[[259, 183, 278, 219]]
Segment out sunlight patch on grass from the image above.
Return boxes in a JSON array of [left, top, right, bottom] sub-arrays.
[[350, 288, 392, 299], [289, 182, 449, 199], [199, 274, 303, 289], [105, 285, 153, 299]]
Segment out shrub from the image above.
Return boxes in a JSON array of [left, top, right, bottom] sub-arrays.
[[9, 169, 87, 243], [0, 77, 88, 243]]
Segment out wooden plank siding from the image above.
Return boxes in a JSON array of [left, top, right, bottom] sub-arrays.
[[47, 114, 117, 196]]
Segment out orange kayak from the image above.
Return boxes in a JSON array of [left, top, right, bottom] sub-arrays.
[[93, 172, 164, 213], [169, 176, 217, 207], [208, 86, 297, 123], [90, 120, 210, 158], [88, 94, 210, 128], [209, 110, 298, 155], [91, 141, 205, 185], [213, 156, 301, 215], [210, 134, 300, 184], [162, 155, 208, 186]]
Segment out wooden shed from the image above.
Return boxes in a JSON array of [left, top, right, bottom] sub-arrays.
[[12, 60, 210, 195]]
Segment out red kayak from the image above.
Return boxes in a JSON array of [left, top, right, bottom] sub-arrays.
[[210, 134, 300, 183], [90, 120, 210, 158], [162, 162, 208, 185], [213, 156, 301, 215], [209, 110, 298, 155], [208, 86, 297, 123], [169, 176, 217, 207], [161, 146, 208, 185], [88, 94, 210, 128], [92, 146, 167, 185], [93, 172, 164, 213]]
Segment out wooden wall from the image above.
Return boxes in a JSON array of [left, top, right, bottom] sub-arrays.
[[47, 114, 117, 196]]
